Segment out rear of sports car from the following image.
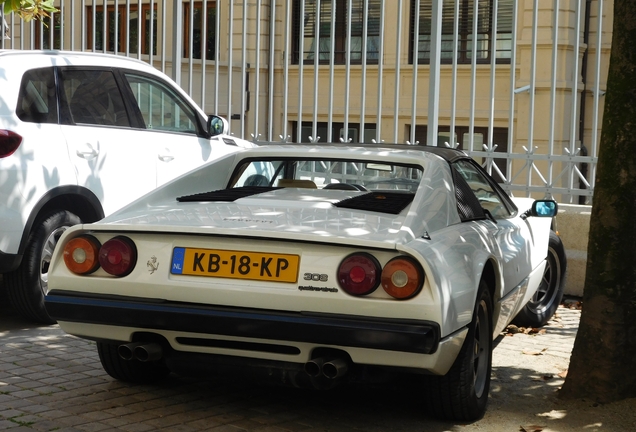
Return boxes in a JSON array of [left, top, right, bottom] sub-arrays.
[[45, 219, 467, 382]]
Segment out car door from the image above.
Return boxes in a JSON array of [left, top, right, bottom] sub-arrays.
[[58, 67, 157, 216], [452, 160, 533, 300], [118, 71, 237, 188]]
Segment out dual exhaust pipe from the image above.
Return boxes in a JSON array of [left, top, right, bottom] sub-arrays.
[[118, 342, 163, 362], [304, 357, 349, 379]]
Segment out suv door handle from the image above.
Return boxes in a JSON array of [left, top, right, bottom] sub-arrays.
[[158, 149, 174, 162], [76, 144, 99, 160]]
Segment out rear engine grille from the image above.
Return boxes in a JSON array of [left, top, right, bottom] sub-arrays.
[[177, 186, 281, 202], [334, 192, 415, 215]]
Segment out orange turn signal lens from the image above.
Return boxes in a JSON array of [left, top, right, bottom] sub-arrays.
[[381, 257, 424, 300], [63, 235, 101, 275]]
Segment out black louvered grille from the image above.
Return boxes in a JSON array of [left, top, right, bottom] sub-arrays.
[[177, 186, 281, 202], [451, 169, 486, 221], [334, 192, 415, 215]]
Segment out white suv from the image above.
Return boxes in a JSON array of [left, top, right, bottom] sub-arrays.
[[0, 50, 251, 323]]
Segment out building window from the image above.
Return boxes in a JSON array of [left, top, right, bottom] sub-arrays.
[[34, 13, 62, 49], [410, 0, 513, 64], [86, 4, 157, 55], [292, 0, 381, 65], [183, 1, 217, 60]]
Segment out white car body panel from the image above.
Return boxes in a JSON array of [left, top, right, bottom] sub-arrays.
[[46, 144, 558, 379]]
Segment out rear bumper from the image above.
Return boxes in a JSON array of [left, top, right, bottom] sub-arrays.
[[45, 291, 440, 355]]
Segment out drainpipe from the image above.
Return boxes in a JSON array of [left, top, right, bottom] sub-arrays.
[[578, 0, 592, 204]]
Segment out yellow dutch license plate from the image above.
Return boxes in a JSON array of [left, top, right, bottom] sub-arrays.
[[171, 247, 300, 283]]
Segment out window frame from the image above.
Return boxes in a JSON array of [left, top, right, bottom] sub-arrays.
[[86, 4, 158, 55], [183, 1, 217, 60], [409, 0, 513, 65], [291, 0, 381, 65]]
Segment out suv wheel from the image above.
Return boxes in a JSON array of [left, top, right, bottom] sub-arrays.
[[5, 210, 81, 324]]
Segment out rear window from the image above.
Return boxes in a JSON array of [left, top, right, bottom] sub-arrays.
[[230, 158, 423, 193], [16, 67, 58, 124]]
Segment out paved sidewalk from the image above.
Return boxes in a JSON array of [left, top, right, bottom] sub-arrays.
[[1, 299, 631, 431]]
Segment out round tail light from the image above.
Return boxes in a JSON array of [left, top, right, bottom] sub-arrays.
[[63, 235, 101, 275], [99, 236, 137, 277], [337, 253, 381, 296], [381, 257, 424, 299]]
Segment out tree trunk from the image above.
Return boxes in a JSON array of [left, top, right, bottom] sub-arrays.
[[560, 0, 636, 402]]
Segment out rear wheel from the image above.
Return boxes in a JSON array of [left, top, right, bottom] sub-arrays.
[[428, 281, 493, 421], [5, 210, 81, 324], [513, 231, 566, 328], [97, 342, 170, 383]]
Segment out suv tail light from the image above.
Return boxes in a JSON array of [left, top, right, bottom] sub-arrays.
[[0, 130, 23, 158]]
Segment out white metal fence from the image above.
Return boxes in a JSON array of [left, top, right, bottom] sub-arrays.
[[1, 0, 610, 203]]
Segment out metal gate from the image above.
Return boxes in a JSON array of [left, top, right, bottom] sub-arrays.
[[1, 0, 611, 203]]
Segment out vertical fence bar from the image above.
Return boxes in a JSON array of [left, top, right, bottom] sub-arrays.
[[526, 0, 539, 196], [359, 0, 368, 143], [125, 0, 130, 56], [149, 0, 154, 65], [254, 0, 262, 139], [468, 0, 478, 151], [101, 0, 106, 53], [161, 0, 167, 72], [188, 0, 194, 96], [449, 0, 460, 148], [327, 0, 336, 142], [426, 0, 442, 148], [1, 10, 4, 50], [137, 0, 142, 58], [201, 0, 208, 110], [548, 0, 560, 196], [590, 0, 604, 193], [312, 0, 320, 142], [227, 0, 234, 133], [410, 0, 419, 145], [240, 1, 248, 138], [267, 0, 276, 140], [214, 0, 221, 114], [568, 0, 582, 201], [375, 0, 385, 142], [486, 0, 498, 173], [343, 0, 352, 142], [506, 0, 518, 186], [296, 0, 305, 142], [392, 0, 402, 143], [282, 0, 290, 140], [114, 0, 118, 55], [91, 0, 96, 51], [171, 1, 183, 85]]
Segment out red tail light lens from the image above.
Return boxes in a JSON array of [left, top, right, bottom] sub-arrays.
[[0, 130, 23, 158], [63, 235, 101, 275], [337, 253, 381, 296], [381, 257, 424, 299], [99, 236, 137, 277]]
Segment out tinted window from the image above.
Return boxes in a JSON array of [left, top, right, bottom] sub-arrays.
[[60, 69, 131, 127], [123, 73, 199, 135], [452, 160, 511, 219], [16, 67, 58, 124]]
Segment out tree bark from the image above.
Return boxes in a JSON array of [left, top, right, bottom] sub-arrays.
[[560, 0, 636, 402]]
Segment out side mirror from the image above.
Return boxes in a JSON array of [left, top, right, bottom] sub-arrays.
[[522, 200, 558, 219], [208, 115, 229, 137]]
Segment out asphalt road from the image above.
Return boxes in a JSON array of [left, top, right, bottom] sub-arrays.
[[3, 284, 632, 431]]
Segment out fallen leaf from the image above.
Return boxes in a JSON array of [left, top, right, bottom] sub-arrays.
[[522, 347, 548, 356], [520, 425, 544, 432], [558, 369, 568, 378]]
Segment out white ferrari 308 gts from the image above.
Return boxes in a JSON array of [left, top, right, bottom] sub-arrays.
[[45, 143, 566, 421]]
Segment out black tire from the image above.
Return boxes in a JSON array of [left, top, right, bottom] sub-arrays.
[[428, 281, 493, 421], [513, 231, 566, 328], [97, 342, 170, 383], [5, 210, 81, 324]]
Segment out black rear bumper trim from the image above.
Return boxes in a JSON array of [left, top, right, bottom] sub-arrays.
[[45, 291, 439, 354]]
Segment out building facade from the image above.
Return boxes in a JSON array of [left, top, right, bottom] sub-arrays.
[[1, 0, 613, 202]]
